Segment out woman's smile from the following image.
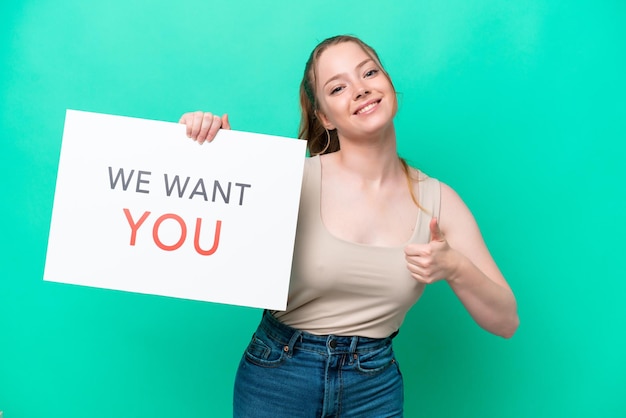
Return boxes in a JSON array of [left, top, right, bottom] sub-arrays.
[[354, 99, 381, 115]]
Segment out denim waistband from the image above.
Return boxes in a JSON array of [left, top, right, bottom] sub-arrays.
[[259, 310, 397, 355]]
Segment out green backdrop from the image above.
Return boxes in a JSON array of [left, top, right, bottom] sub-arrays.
[[1, 1, 625, 417]]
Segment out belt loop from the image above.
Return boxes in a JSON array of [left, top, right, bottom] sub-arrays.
[[286, 329, 302, 359], [348, 336, 359, 364]]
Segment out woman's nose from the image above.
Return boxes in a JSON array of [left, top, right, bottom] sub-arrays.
[[354, 86, 371, 100]]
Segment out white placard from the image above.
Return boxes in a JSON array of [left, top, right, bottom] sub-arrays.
[[44, 110, 306, 310]]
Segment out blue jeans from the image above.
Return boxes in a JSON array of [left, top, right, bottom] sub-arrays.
[[233, 311, 403, 417]]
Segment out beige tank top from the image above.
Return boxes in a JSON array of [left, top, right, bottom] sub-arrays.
[[273, 155, 441, 338]]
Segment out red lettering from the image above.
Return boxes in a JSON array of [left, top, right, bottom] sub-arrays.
[[194, 219, 222, 256], [124, 209, 221, 256], [152, 213, 187, 251], [123, 209, 151, 246]]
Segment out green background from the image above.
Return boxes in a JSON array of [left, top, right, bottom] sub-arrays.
[[1, 1, 625, 417]]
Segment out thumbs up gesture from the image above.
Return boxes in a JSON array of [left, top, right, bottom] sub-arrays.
[[404, 217, 457, 284]]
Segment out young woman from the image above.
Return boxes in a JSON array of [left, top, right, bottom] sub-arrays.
[[180, 35, 519, 417]]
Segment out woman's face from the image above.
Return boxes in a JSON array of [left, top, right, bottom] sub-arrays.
[[314, 41, 396, 141]]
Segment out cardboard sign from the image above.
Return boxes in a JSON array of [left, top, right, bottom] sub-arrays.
[[44, 110, 306, 310]]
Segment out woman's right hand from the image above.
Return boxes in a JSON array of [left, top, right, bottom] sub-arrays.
[[178, 111, 231, 144]]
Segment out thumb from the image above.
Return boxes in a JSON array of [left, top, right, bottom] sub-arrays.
[[221, 113, 231, 130], [430, 217, 444, 242]]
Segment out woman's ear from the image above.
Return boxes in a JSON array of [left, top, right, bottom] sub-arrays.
[[314, 110, 335, 130]]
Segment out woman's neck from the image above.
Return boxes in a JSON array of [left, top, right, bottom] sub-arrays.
[[330, 125, 403, 185]]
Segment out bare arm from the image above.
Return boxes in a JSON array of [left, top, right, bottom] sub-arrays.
[[405, 183, 519, 338]]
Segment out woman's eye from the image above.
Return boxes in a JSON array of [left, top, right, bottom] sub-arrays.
[[365, 69, 379, 77], [330, 86, 344, 95]]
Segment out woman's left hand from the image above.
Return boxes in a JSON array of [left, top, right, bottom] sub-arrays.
[[404, 218, 458, 284]]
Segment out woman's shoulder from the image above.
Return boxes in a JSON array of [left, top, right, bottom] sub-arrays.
[[409, 169, 462, 210], [407, 164, 439, 185], [305, 154, 321, 165], [303, 154, 321, 174]]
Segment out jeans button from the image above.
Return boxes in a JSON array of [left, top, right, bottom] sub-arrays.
[[329, 339, 337, 349]]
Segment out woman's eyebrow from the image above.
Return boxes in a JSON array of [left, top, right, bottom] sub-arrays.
[[323, 58, 375, 88]]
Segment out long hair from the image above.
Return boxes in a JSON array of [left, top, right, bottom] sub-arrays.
[[298, 35, 397, 156]]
